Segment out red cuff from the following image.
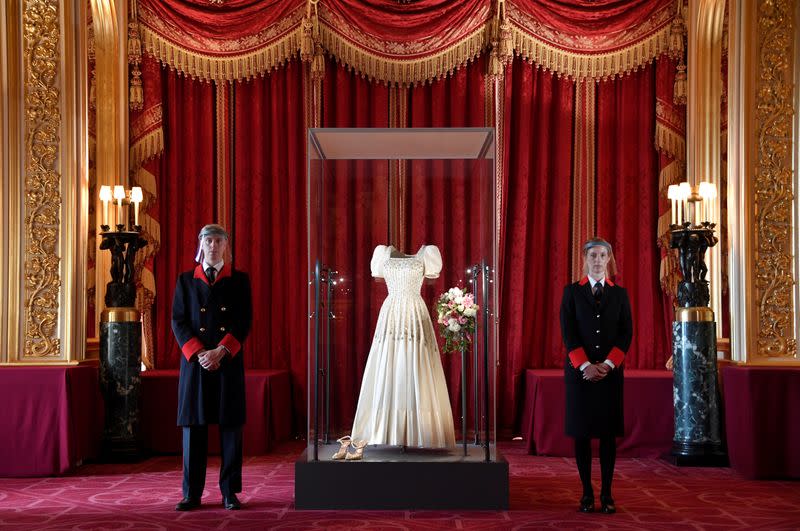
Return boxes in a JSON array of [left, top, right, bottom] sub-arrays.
[[568, 347, 589, 368], [218, 333, 242, 357], [607, 346, 626, 367], [181, 337, 204, 361]]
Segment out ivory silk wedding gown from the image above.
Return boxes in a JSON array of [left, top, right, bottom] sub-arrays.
[[350, 244, 456, 449]]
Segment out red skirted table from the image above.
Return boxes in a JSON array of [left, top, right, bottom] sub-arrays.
[[521, 369, 673, 457], [722, 366, 800, 479], [0, 366, 103, 477], [140, 369, 292, 455]]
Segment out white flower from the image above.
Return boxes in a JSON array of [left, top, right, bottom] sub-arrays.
[[464, 307, 477, 317], [454, 296, 464, 305], [457, 304, 465, 312], [448, 287, 463, 298], [448, 321, 461, 332]]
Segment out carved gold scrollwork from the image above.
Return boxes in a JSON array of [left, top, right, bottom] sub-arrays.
[[23, 0, 61, 358], [754, 0, 796, 358]]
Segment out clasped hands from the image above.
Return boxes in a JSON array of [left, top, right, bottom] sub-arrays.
[[582, 362, 610, 382], [197, 346, 227, 371]]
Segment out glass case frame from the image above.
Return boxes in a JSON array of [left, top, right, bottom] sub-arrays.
[[306, 127, 498, 462]]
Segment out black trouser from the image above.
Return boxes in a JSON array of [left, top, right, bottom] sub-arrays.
[[574, 436, 616, 498], [182, 425, 243, 499]]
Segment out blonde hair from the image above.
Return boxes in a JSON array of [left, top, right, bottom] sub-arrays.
[[582, 237, 617, 277]]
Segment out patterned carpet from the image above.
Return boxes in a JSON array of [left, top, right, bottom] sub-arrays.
[[1, 442, 798, 530]]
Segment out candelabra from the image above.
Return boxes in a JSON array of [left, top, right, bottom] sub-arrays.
[[667, 181, 726, 466], [98, 184, 146, 460]]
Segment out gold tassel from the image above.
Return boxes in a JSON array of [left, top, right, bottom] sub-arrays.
[[668, 17, 685, 60], [130, 65, 143, 111], [301, 0, 319, 63], [89, 70, 96, 110], [128, 22, 142, 61], [673, 61, 687, 105], [311, 44, 325, 80], [301, 16, 314, 62], [87, 24, 95, 62]]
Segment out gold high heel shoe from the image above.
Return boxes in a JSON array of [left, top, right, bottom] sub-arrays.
[[345, 440, 368, 460], [331, 436, 351, 460]]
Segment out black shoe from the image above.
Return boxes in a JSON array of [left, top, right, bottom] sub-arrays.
[[578, 494, 594, 513], [223, 494, 241, 510], [175, 497, 200, 511], [600, 495, 616, 514]]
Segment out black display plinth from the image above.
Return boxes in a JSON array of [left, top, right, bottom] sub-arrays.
[[671, 314, 726, 467], [295, 444, 509, 510], [99, 309, 142, 460]]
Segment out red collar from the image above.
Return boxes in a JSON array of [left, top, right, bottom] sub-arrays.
[[579, 276, 614, 287], [193, 263, 232, 285]]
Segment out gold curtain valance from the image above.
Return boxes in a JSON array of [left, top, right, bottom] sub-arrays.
[[137, 0, 678, 84]]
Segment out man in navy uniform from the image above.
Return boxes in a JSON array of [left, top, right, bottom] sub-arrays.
[[172, 224, 252, 511], [560, 237, 632, 515]]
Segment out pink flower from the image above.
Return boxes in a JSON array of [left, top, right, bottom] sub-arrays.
[[459, 316, 467, 324]]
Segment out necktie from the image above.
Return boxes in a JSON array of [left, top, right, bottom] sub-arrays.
[[206, 267, 216, 284], [593, 283, 603, 301]]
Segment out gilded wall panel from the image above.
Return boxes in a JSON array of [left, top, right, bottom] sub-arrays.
[[754, 0, 797, 358], [22, 0, 61, 359]]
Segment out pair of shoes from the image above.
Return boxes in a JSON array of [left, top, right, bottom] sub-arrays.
[[331, 436, 352, 460], [578, 494, 594, 513], [345, 440, 368, 460], [175, 497, 201, 511], [223, 494, 241, 510], [600, 495, 616, 514]]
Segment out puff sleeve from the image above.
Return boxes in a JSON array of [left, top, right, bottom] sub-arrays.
[[422, 245, 443, 279], [370, 245, 389, 278]]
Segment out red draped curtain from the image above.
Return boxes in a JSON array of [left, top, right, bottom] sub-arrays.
[[231, 59, 306, 385], [498, 57, 576, 430], [152, 68, 218, 368], [131, 0, 688, 436], [596, 65, 671, 369], [317, 59, 390, 430]]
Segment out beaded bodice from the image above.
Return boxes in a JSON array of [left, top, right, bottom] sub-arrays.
[[383, 256, 424, 297]]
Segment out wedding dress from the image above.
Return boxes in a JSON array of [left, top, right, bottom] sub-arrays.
[[350, 244, 456, 448]]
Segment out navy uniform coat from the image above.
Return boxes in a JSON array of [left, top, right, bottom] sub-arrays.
[[559, 277, 633, 438], [172, 264, 252, 427]]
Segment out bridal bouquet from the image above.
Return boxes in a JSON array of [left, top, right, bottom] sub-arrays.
[[435, 287, 479, 354]]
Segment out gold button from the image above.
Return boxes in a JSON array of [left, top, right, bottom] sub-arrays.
[[220, 326, 226, 332], [200, 308, 206, 313], [221, 307, 227, 312], [200, 327, 206, 332]]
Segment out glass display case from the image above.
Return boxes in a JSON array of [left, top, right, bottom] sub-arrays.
[[298, 128, 506, 510]]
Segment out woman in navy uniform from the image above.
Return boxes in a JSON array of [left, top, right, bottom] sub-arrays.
[[560, 238, 632, 515], [172, 224, 252, 511]]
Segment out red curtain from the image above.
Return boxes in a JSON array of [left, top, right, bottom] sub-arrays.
[[596, 64, 671, 369], [152, 68, 217, 368], [231, 59, 307, 423], [319, 59, 390, 430], [497, 57, 576, 431], [405, 57, 487, 428], [321, 0, 490, 50]]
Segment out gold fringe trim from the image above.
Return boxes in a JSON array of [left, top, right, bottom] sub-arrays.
[[511, 24, 671, 81], [658, 159, 685, 194], [129, 128, 164, 170], [655, 122, 685, 161], [140, 25, 302, 82], [318, 23, 489, 86]]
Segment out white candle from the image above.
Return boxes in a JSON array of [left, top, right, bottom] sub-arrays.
[[113, 185, 125, 227], [667, 185, 677, 225], [679, 182, 691, 226], [99, 185, 112, 227], [130, 187, 143, 227]]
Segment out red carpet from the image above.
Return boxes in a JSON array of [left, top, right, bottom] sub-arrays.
[[1, 442, 798, 530]]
